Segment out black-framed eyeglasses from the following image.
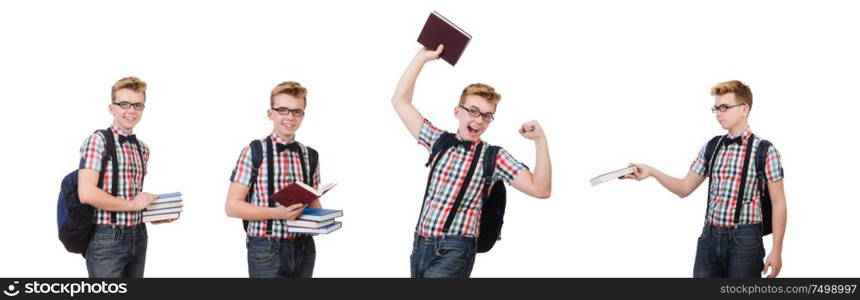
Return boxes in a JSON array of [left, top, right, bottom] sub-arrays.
[[271, 107, 305, 117], [458, 105, 494, 122], [711, 103, 745, 113], [113, 101, 145, 111]]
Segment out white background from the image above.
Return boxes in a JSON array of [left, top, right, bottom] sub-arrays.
[[1, 0, 858, 277]]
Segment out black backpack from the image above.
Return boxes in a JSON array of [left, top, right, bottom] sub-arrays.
[[703, 134, 774, 235], [242, 137, 318, 235], [422, 132, 505, 253], [57, 129, 144, 255]]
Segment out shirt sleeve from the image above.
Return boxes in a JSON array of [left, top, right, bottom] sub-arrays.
[[417, 119, 445, 152], [493, 147, 529, 185], [764, 144, 784, 182], [229, 146, 254, 187], [690, 143, 709, 177], [79, 132, 107, 172]]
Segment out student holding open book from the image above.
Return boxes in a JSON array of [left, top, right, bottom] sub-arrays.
[[391, 46, 553, 278], [225, 81, 323, 278], [77, 77, 174, 278], [621, 80, 787, 278]]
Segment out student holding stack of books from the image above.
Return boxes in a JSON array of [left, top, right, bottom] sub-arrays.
[[225, 81, 322, 278], [621, 80, 787, 278], [77, 77, 173, 278], [391, 46, 553, 278]]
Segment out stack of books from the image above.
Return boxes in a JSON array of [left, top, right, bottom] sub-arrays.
[[286, 208, 343, 234], [142, 192, 183, 222]]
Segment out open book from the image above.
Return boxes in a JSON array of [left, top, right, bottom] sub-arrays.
[[590, 167, 636, 186], [271, 182, 337, 207]]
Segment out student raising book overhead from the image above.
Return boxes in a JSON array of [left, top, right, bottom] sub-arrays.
[[225, 81, 324, 278], [391, 45, 552, 278]]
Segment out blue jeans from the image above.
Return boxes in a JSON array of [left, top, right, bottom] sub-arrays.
[[85, 224, 147, 278], [410, 233, 477, 278], [247, 235, 316, 278], [693, 223, 765, 278]]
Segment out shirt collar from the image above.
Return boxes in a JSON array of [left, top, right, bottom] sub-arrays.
[[269, 132, 296, 145], [109, 124, 132, 136], [726, 127, 753, 143]]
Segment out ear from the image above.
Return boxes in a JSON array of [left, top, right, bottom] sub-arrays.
[[267, 109, 274, 121], [108, 103, 114, 114], [453, 106, 460, 118]]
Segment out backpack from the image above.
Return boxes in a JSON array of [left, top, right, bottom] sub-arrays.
[[58, 128, 144, 254], [703, 134, 774, 235], [422, 132, 505, 253], [242, 137, 318, 235]]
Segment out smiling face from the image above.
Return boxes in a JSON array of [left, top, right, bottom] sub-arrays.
[[109, 88, 145, 133], [455, 95, 496, 141], [268, 93, 305, 140]]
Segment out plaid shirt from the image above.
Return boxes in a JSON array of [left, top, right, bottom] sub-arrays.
[[79, 125, 149, 226], [416, 119, 527, 238], [230, 133, 321, 239], [691, 129, 784, 227]]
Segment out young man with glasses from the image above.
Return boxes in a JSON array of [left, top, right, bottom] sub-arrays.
[[225, 81, 322, 278], [78, 76, 170, 278], [391, 46, 553, 278], [622, 80, 787, 278]]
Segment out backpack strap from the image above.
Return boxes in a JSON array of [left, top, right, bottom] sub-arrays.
[[241, 140, 264, 233], [97, 129, 120, 225], [755, 140, 773, 235], [481, 146, 501, 199], [265, 137, 276, 236], [425, 132, 458, 167], [417, 132, 458, 230], [731, 134, 756, 224], [305, 146, 319, 186], [441, 142, 485, 234], [703, 135, 724, 222]]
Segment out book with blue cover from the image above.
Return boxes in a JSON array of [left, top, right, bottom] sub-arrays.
[[298, 208, 343, 222], [287, 222, 342, 234]]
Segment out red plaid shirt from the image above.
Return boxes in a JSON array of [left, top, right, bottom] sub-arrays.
[[416, 119, 527, 238], [691, 129, 784, 227], [230, 133, 321, 239], [79, 125, 149, 226]]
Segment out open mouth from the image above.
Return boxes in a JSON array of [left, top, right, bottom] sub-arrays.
[[467, 125, 479, 134]]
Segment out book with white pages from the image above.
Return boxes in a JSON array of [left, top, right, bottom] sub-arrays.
[[143, 212, 180, 223], [142, 207, 184, 216], [146, 202, 184, 210], [590, 167, 636, 186], [284, 218, 336, 229]]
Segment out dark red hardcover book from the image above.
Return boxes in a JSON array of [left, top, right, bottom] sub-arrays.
[[417, 11, 472, 66], [271, 182, 336, 207]]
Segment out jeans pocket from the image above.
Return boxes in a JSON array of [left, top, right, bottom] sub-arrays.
[[732, 232, 763, 249], [434, 241, 473, 262], [248, 238, 276, 263], [90, 229, 120, 248]]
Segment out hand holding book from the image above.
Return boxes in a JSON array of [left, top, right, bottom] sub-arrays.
[[416, 44, 444, 63]]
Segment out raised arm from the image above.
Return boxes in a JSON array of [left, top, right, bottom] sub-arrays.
[[391, 45, 444, 140], [510, 120, 552, 199]]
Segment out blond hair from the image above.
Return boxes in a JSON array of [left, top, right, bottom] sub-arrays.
[[111, 77, 147, 102], [460, 83, 501, 107], [711, 80, 752, 109], [270, 81, 307, 107]]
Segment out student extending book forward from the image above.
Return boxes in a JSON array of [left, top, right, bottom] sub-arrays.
[[621, 80, 787, 278], [391, 45, 553, 278]]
